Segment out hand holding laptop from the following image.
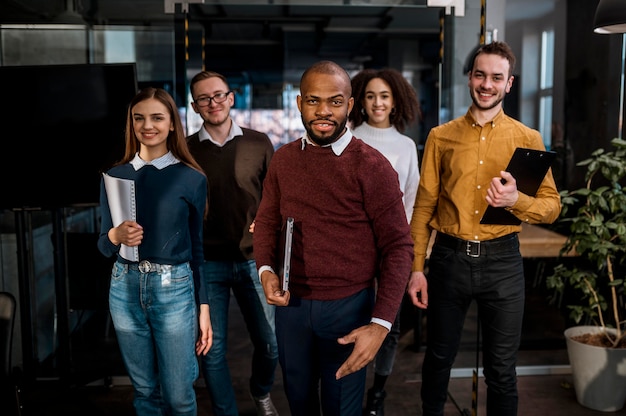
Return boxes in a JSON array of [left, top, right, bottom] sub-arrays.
[[281, 217, 294, 292]]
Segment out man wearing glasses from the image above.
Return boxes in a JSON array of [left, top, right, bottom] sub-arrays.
[[187, 71, 279, 416]]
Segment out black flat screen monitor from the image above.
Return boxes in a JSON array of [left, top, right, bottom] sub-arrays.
[[1, 63, 138, 209]]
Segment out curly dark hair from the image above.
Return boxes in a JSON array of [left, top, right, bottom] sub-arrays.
[[349, 67, 421, 133]]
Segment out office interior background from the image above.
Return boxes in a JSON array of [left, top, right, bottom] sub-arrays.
[[0, 0, 624, 388]]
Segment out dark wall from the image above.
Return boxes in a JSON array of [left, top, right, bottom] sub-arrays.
[[1, 63, 137, 209], [564, 0, 624, 191]]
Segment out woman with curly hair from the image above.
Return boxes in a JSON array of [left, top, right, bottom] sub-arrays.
[[349, 68, 422, 416]]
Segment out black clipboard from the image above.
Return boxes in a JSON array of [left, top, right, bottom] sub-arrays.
[[480, 148, 557, 225]]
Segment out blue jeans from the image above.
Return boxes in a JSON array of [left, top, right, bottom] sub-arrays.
[[109, 261, 199, 416], [421, 237, 524, 416], [200, 259, 278, 416]]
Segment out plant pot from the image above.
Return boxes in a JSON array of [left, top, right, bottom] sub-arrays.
[[564, 325, 626, 412]]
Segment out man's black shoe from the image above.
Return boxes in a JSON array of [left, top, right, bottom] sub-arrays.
[[365, 388, 386, 416]]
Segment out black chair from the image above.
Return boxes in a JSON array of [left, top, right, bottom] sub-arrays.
[[0, 291, 22, 416]]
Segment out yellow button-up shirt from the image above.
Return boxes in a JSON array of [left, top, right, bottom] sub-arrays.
[[410, 109, 561, 271]]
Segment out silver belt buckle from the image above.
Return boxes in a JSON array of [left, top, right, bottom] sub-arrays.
[[466, 241, 481, 257], [138, 260, 152, 273]]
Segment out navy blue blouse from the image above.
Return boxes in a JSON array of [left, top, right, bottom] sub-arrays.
[[98, 152, 208, 305]]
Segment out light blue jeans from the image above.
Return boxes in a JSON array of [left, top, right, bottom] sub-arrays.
[[109, 261, 199, 416], [199, 259, 278, 416]]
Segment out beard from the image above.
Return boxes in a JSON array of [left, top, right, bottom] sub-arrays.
[[470, 89, 505, 111], [302, 115, 348, 147], [204, 111, 229, 127]]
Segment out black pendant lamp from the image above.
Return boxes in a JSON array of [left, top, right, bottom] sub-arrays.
[[594, 0, 626, 34]]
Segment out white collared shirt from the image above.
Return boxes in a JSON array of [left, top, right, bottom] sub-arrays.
[[300, 127, 353, 155], [198, 120, 244, 147], [130, 151, 180, 171]]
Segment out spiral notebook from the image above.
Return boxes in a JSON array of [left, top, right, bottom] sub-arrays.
[[480, 148, 557, 225], [103, 173, 139, 261]]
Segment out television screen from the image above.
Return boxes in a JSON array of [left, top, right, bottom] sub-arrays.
[[1, 63, 138, 209]]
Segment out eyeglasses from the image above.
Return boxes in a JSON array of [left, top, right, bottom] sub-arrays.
[[194, 91, 232, 107]]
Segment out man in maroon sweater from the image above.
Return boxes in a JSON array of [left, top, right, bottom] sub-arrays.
[[253, 60, 414, 416]]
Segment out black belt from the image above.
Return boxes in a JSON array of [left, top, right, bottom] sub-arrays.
[[126, 260, 173, 273], [434, 232, 518, 258]]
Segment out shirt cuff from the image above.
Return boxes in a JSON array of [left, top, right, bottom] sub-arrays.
[[258, 265, 275, 283], [371, 317, 392, 331]]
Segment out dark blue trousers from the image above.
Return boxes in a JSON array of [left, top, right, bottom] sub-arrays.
[[421, 235, 524, 416], [276, 288, 374, 416]]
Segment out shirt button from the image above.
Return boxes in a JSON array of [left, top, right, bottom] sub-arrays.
[[481, 136, 486, 141], [479, 160, 483, 164], [474, 210, 479, 214], [477, 185, 481, 189]]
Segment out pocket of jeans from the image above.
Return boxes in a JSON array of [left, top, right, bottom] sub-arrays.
[[111, 262, 126, 281]]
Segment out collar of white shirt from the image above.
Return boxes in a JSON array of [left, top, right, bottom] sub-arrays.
[[130, 151, 179, 171], [198, 120, 244, 147], [300, 127, 352, 156]]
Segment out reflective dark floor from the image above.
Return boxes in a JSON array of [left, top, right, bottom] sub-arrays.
[[16, 295, 626, 416]]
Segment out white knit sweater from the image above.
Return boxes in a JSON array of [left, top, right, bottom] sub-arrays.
[[352, 122, 420, 223]]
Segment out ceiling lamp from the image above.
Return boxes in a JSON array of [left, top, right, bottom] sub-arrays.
[[594, 0, 626, 34]]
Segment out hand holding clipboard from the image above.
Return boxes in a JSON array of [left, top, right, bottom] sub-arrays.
[[481, 148, 557, 225]]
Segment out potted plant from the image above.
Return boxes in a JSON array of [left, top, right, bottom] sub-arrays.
[[546, 137, 626, 411]]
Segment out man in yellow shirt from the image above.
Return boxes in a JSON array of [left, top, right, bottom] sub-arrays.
[[406, 41, 561, 416]]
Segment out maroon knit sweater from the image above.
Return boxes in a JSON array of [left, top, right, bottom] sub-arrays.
[[253, 136, 414, 324]]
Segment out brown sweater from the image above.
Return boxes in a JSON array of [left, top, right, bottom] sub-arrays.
[[253, 136, 414, 324], [187, 128, 274, 261]]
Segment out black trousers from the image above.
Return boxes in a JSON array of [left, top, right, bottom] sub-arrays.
[[421, 234, 524, 416], [276, 288, 374, 416]]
